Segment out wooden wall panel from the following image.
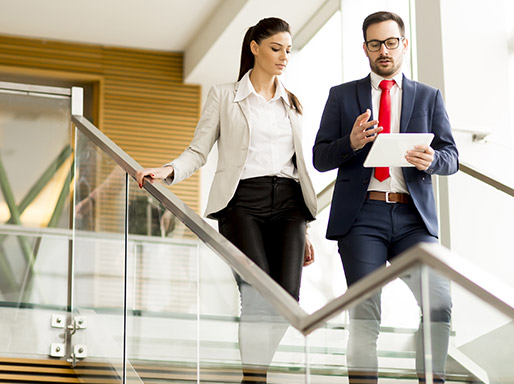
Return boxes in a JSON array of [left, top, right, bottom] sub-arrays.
[[0, 34, 201, 213]]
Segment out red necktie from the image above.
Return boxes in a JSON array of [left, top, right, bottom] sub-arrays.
[[374, 79, 395, 182]]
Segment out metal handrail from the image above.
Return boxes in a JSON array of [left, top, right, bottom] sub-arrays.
[[301, 242, 514, 334], [459, 161, 514, 197], [72, 115, 514, 336]]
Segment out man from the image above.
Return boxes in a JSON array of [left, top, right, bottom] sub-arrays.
[[313, 11, 458, 383]]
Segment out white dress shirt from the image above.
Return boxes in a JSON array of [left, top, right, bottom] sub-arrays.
[[367, 72, 409, 194], [234, 71, 298, 181]]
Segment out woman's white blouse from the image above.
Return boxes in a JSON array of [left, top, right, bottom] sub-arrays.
[[234, 71, 298, 181]]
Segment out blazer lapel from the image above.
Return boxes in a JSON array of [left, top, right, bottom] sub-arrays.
[[357, 75, 373, 119], [233, 82, 252, 133], [400, 75, 416, 132], [356, 76, 375, 164]]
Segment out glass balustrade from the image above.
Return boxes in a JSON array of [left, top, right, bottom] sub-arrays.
[[446, 272, 513, 384], [72, 129, 142, 383], [197, 241, 311, 383], [448, 171, 514, 290], [304, 262, 513, 383], [2, 104, 513, 384], [0, 87, 72, 363], [125, 176, 200, 382], [67, 121, 514, 384], [305, 265, 441, 383]]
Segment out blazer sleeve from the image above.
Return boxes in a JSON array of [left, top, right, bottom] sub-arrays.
[[164, 85, 221, 185], [312, 86, 356, 172], [425, 90, 459, 176]]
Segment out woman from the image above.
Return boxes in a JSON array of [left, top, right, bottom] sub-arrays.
[[136, 17, 316, 383]]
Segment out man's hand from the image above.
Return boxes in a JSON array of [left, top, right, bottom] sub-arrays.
[[349, 109, 382, 151], [406, 145, 434, 171], [135, 166, 174, 188]]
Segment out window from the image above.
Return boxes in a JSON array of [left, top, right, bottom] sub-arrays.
[[441, 0, 514, 186]]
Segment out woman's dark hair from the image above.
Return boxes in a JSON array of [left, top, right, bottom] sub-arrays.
[[362, 11, 405, 41], [238, 17, 302, 114]]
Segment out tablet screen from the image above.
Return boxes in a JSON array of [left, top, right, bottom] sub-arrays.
[[363, 133, 434, 167]]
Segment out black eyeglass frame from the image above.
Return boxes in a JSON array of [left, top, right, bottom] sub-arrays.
[[365, 37, 405, 52]]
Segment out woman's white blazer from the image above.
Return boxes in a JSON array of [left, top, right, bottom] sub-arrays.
[[166, 81, 317, 220]]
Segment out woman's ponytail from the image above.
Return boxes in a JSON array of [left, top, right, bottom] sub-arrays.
[[238, 26, 255, 81]]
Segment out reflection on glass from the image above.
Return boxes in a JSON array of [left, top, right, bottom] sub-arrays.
[[73, 129, 133, 382], [69, 119, 514, 383], [303, 262, 514, 384], [125, 176, 199, 382], [0, 90, 72, 305], [0, 88, 72, 362], [197, 241, 307, 384], [73, 128, 201, 382], [197, 241, 240, 382], [448, 276, 513, 384], [342, 266, 451, 383], [0, 91, 72, 229], [449, 172, 514, 291], [237, 284, 289, 382]]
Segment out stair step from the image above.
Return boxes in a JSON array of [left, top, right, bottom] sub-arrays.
[[0, 356, 480, 383]]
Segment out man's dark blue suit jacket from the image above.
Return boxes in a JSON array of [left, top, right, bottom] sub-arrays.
[[313, 74, 459, 240]]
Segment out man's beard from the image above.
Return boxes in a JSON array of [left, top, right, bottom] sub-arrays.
[[370, 56, 401, 77]]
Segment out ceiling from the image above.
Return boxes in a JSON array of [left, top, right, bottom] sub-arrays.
[[0, 0, 334, 87], [0, 0, 223, 52]]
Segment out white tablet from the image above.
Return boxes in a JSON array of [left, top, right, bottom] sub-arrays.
[[363, 133, 434, 167]]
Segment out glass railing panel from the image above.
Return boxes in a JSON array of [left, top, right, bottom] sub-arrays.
[[304, 264, 458, 383], [70, 115, 513, 383], [0, 227, 70, 360], [0, 89, 72, 362], [124, 176, 199, 382], [199, 245, 246, 382], [442, 266, 513, 384], [304, 260, 514, 384], [73, 129, 142, 383], [196, 240, 240, 382], [448, 171, 514, 289], [198, 241, 308, 383], [0, 89, 72, 231]]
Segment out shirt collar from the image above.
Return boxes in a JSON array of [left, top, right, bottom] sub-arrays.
[[370, 71, 403, 90], [234, 70, 290, 106]]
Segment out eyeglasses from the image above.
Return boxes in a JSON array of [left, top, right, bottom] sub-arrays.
[[365, 37, 405, 52]]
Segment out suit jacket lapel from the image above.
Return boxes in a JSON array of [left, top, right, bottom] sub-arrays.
[[356, 76, 375, 165], [400, 74, 416, 132], [357, 75, 373, 119], [233, 82, 252, 133]]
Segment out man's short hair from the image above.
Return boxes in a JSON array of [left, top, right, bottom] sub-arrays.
[[362, 11, 405, 41]]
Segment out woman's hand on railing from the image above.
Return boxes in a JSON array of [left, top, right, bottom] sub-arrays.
[[135, 166, 174, 188], [303, 233, 315, 266]]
